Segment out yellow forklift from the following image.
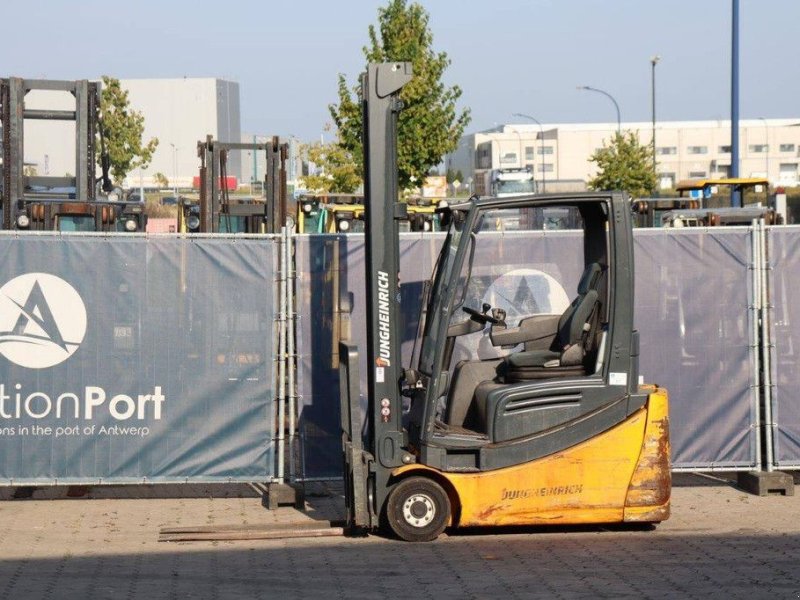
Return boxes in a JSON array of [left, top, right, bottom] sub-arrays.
[[296, 193, 440, 234], [325, 201, 365, 233], [403, 198, 440, 232], [675, 177, 769, 205], [296, 194, 365, 233], [296, 195, 325, 233], [339, 63, 671, 541]]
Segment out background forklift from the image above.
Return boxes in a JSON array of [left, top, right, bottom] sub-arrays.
[[339, 63, 671, 541], [1, 77, 140, 232], [188, 135, 288, 234]]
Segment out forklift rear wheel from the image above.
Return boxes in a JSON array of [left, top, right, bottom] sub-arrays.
[[386, 477, 451, 542]]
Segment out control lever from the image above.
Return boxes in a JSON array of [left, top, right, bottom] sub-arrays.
[[491, 308, 507, 327]]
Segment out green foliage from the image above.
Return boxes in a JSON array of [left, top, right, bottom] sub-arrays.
[[300, 141, 362, 193], [588, 131, 657, 197], [98, 76, 159, 183], [329, 0, 471, 190], [153, 172, 169, 188], [446, 168, 463, 184]]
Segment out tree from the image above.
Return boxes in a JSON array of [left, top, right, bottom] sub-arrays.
[[300, 140, 361, 193], [588, 131, 657, 197], [446, 168, 463, 184], [329, 0, 471, 190], [97, 76, 159, 183], [153, 172, 170, 188]]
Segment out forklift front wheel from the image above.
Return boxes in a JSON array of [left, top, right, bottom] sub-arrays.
[[386, 477, 451, 542]]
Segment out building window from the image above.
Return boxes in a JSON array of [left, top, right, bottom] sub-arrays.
[[659, 173, 676, 190], [525, 146, 535, 160], [687, 146, 708, 155], [749, 144, 768, 153], [475, 143, 491, 169], [689, 171, 707, 178], [780, 143, 796, 153], [500, 152, 517, 165], [779, 163, 798, 183], [538, 164, 554, 173], [537, 146, 554, 155], [718, 145, 731, 153], [656, 146, 677, 155]]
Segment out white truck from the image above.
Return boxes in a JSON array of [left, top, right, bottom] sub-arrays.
[[476, 167, 537, 197]]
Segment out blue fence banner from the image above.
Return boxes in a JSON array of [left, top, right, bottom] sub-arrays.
[[0, 233, 277, 484]]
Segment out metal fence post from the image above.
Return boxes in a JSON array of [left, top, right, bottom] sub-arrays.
[[759, 220, 776, 471], [287, 220, 297, 482], [750, 220, 763, 469], [276, 226, 288, 482]]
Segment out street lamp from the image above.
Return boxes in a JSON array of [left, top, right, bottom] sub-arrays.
[[505, 125, 523, 169], [758, 116, 769, 184], [577, 85, 621, 133], [512, 113, 547, 192], [651, 55, 660, 185], [247, 151, 253, 194], [169, 143, 178, 198]]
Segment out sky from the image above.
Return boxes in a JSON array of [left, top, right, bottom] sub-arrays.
[[5, 0, 799, 141]]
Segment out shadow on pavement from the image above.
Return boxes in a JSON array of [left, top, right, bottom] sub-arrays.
[[0, 531, 798, 599]]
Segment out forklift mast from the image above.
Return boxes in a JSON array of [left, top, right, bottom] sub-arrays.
[[196, 135, 287, 233], [1, 78, 109, 230], [361, 63, 413, 468]]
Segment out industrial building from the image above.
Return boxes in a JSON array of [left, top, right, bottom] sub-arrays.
[[119, 78, 240, 189], [448, 118, 800, 192], [239, 133, 304, 192]]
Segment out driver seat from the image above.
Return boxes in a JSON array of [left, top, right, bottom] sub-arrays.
[[501, 262, 602, 381], [466, 263, 603, 431]]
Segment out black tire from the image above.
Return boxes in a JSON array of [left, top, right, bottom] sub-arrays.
[[385, 477, 451, 542]]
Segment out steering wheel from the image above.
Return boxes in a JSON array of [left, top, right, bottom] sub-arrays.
[[462, 305, 501, 325]]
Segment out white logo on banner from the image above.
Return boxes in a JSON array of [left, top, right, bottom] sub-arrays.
[[0, 273, 87, 369]]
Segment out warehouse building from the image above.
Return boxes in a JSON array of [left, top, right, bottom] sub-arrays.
[[120, 78, 240, 189], [448, 119, 800, 192]]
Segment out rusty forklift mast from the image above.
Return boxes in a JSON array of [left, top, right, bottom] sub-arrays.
[[196, 135, 287, 233], [0, 77, 127, 232]]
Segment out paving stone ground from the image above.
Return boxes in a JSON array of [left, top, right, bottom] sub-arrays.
[[0, 474, 798, 599]]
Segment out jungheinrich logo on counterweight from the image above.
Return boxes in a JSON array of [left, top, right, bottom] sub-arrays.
[[0, 273, 87, 369]]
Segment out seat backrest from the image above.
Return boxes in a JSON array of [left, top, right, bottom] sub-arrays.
[[552, 262, 602, 352]]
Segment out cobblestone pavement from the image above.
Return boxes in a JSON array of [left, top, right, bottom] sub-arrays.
[[0, 475, 798, 599]]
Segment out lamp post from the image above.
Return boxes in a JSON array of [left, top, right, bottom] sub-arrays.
[[577, 85, 621, 133], [758, 116, 769, 184], [731, 0, 741, 207], [506, 125, 523, 169], [512, 113, 546, 192], [169, 143, 178, 198], [139, 166, 144, 206], [247, 152, 253, 194], [651, 55, 660, 186]]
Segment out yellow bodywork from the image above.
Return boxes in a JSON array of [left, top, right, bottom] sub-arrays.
[[393, 386, 670, 528], [324, 204, 365, 233]]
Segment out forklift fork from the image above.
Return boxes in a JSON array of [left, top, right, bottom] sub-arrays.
[[339, 341, 372, 532]]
